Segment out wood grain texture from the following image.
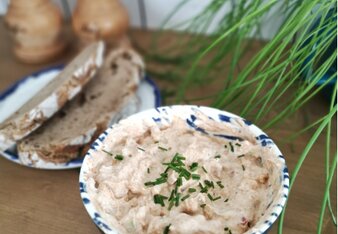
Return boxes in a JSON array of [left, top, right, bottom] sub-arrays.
[[0, 19, 336, 234]]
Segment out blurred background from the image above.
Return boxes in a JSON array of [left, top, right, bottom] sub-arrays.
[[0, 0, 284, 40]]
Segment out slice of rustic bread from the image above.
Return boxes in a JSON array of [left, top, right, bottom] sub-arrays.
[[0, 41, 105, 151], [17, 47, 144, 166]]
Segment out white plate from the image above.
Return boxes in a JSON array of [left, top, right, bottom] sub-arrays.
[[0, 65, 161, 169]]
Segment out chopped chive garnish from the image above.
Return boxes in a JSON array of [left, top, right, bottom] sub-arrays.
[[158, 146, 168, 151], [102, 149, 113, 156], [214, 155, 221, 159], [189, 162, 198, 171], [188, 188, 196, 193], [173, 186, 178, 195], [216, 181, 224, 188], [175, 160, 185, 167], [168, 200, 174, 210], [164, 153, 185, 173], [176, 177, 182, 187], [224, 198, 229, 202], [154, 194, 167, 207], [166, 164, 181, 173], [202, 166, 208, 173], [145, 172, 168, 187], [235, 143, 241, 147], [177, 155, 186, 160], [154, 176, 167, 185], [207, 193, 221, 201], [229, 142, 234, 152], [160, 172, 168, 178], [172, 153, 180, 159], [224, 145, 228, 148], [175, 193, 181, 206], [242, 165, 246, 171], [192, 174, 200, 180], [180, 169, 191, 180], [204, 180, 214, 188], [168, 190, 175, 201], [229, 230, 232, 234], [207, 193, 214, 201], [137, 147, 145, 151], [237, 154, 245, 158], [144, 152, 211, 210], [163, 224, 171, 234], [224, 227, 229, 231], [200, 184, 208, 193], [144, 181, 154, 187], [181, 194, 190, 201], [114, 155, 124, 160], [200, 204, 206, 208], [154, 141, 159, 144]]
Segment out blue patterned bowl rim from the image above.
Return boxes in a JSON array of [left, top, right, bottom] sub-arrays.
[[79, 105, 289, 234]]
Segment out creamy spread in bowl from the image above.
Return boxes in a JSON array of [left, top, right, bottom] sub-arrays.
[[80, 106, 289, 234]]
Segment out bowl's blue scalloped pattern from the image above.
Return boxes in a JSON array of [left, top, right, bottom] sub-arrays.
[[80, 105, 289, 234]]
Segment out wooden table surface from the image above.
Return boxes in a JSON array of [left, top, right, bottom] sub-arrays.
[[0, 19, 336, 234]]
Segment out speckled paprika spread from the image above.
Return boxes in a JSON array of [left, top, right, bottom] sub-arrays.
[[84, 109, 284, 234]]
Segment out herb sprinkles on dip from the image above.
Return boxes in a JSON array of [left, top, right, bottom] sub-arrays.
[[84, 111, 283, 234]]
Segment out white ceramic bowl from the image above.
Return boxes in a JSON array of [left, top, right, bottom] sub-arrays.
[[79, 105, 289, 234]]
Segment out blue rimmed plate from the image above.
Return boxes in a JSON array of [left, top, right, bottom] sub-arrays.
[[0, 65, 161, 169], [79, 105, 289, 234]]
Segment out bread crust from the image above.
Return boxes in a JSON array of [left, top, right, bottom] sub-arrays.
[[0, 41, 105, 151], [17, 47, 144, 166]]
